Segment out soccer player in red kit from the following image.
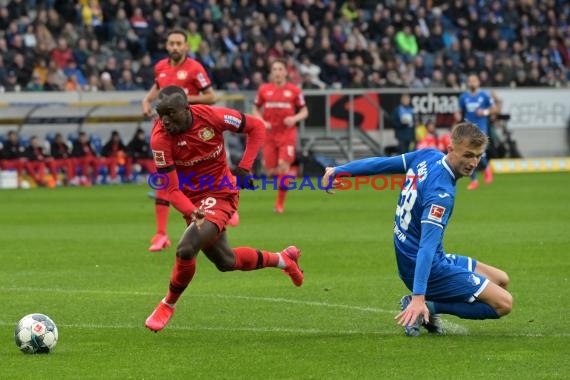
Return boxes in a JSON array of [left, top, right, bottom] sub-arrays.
[[252, 59, 308, 213], [144, 86, 304, 332], [141, 29, 218, 252]]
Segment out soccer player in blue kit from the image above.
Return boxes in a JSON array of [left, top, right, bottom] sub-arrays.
[[322, 122, 513, 336], [458, 74, 496, 190]]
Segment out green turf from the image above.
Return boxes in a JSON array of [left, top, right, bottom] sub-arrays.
[[1, 173, 569, 379]]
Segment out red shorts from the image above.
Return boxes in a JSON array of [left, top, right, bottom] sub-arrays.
[[184, 193, 239, 232], [263, 135, 296, 170]]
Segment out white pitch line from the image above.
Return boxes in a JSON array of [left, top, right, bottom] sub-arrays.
[[0, 320, 390, 335], [0, 287, 395, 314], [202, 293, 395, 314], [1, 321, 567, 338]]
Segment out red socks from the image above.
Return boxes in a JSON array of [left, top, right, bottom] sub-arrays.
[[155, 198, 170, 235], [276, 175, 289, 209], [165, 256, 196, 305], [233, 247, 280, 271]]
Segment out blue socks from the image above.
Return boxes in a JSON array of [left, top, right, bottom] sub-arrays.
[[427, 300, 500, 320]]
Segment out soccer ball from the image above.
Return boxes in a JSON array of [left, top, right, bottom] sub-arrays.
[[14, 313, 58, 354]]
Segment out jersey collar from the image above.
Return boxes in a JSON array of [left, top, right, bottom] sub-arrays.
[[442, 158, 456, 180]]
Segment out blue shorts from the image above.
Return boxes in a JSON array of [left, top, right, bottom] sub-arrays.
[[400, 253, 490, 303]]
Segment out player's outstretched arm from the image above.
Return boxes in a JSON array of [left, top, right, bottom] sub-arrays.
[[238, 114, 266, 172], [334, 155, 409, 177], [142, 84, 159, 117]]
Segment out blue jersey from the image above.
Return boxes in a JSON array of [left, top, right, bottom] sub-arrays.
[[334, 149, 457, 295], [458, 90, 494, 134]]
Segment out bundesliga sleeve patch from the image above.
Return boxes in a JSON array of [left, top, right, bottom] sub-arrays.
[[428, 204, 446, 223], [197, 72, 209, 88], [223, 114, 242, 128], [153, 150, 166, 166]]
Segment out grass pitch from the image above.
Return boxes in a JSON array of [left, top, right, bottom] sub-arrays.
[[0, 173, 569, 379]]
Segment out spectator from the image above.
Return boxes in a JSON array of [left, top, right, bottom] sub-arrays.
[[63, 59, 87, 88], [298, 55, 326, 89], [395, 24, 418, 59], [101, 130, 127, 183], [0, 130, 27, 179], [99, 72, 115, 91], [135, 54, 154, 90], [71, 132, 99, 186], [130, 7, 150, 41], [24, 135, 58, 187], [182, 20, 200, 55], [116, 69, 141, 91], [230, 56, 250, 90], [50, 37, 73, 69], [50, 133, 75, 183], [127, 128, 154, 176], [392, 94, 416, 154], [26, 72, 44, 91]]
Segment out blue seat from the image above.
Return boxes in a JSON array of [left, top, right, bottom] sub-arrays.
[[45, 132, 57, 144], [67, 132, 79, 144], [90, 134, 103, 155]]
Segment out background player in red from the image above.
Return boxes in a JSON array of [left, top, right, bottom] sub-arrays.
[[144, 86, 304, 332], [252, 59, 309, 213], [141, 29, 217, 252]]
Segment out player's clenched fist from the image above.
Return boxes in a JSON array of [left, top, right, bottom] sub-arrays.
[[191, 208, 206, 229]]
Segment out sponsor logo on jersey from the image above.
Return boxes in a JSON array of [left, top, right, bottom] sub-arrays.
[[177, 70, 188, 80], [159, 73, 166, 78], [153, 150, 166, 166], [283, 90, 292, 97], [197, 72, 208, 88], [223, 114, 241, 128], [265, 101, 292, 109], [438, 193, 450, 198], [199, 127, 215, 141], [417, 161, 428, 182], [428, 204, 446, 223], [177, 140, 187, 146], [175, 144, 223, 166]]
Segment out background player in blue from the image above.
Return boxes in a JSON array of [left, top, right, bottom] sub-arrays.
[[322, 122, 513, 336], [457, 74, 496, 190]]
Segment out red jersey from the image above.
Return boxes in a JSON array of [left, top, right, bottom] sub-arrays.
[[254, 82, 305, 134], [151, 105, 265, 216], [154, 57, 211, 95]]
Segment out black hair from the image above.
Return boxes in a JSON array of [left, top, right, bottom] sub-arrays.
[[157, 85, 188, 109], [167, 29, 188, 40]]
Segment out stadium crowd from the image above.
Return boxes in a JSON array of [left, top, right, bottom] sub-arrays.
[[0, 0, 569, 93]]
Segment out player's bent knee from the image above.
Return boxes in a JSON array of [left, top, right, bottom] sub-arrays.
[[497, 292, 514, 316], [498, 270, 510, 289], [175, 242, 199, 260], [213, 257, 234, 272]]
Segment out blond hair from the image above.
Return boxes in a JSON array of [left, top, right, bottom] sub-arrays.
[[451, 122, 488, 148]]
